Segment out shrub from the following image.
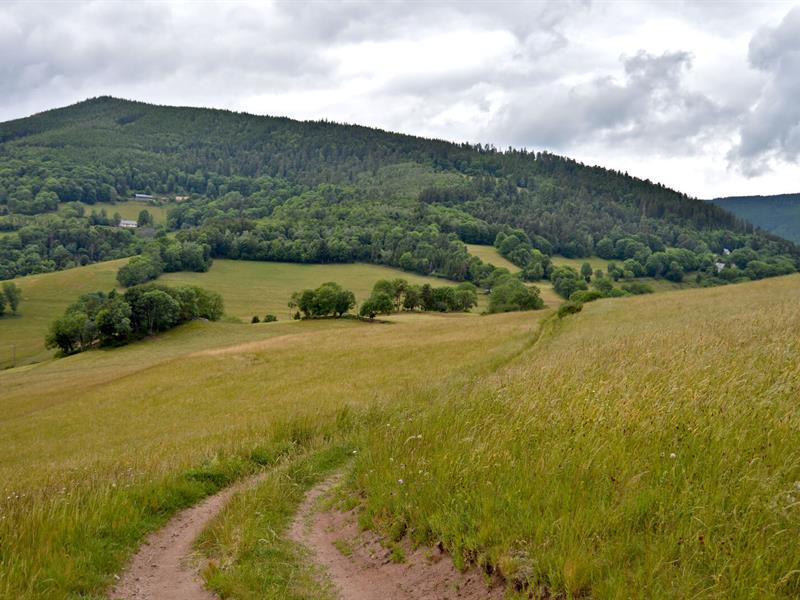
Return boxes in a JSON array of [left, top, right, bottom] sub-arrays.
[[263, 314, 278, 322], [557, 300, 583, 319], [621, 282, 654, 295], [251, 316, 260, 323], [488, 277, 544, 313], [569, 289, 603, 303]]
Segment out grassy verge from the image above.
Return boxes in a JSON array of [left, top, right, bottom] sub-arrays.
[[199, 443, 354, 599], [347, 275, 800, 598]]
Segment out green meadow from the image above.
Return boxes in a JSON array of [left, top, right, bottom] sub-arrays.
[[0, 259, 458, 368], [60, 200, 174, 224]]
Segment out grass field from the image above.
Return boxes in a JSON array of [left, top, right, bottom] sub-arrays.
[[60, 200, 174, 224], [350, 274, 800, 598], [0, 304, 541, 598], [159, 259, 456, 321], [0, 259, 125, 368], [0, 259, 461, 369], [3, 246, 797, 598]]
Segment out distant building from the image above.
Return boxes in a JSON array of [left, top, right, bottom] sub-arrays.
[[134, 193, 154, 200], [175, 195, 189, 202], [715, 262, 726, 273], [722, 248, 731, 255], [119, 219, 138, 228]]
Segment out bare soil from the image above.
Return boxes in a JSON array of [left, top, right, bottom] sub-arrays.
[[289, 477, 504, 600], [109, 473, 265, 600]]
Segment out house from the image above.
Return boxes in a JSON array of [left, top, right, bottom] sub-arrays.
[[119, 219, 138, 228], [175, 195, 189, 202], [715, 262, 726, 273], [134, 193, 154, 200]]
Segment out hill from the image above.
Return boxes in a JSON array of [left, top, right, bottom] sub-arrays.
[[1, 96, 797, 291], [711, 193, 800, 243]]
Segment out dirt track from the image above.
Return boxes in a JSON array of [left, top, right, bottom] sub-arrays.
[[109, 474, 264, 600], [288, 477, 504, 600]]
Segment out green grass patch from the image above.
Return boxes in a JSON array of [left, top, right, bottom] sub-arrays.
[[60, 200, 174, 224]]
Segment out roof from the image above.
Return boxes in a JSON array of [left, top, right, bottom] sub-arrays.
[[119, 219, 138, 226]]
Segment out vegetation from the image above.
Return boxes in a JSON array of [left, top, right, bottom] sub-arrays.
[[348, 275, 800, 598], [0, 303, 531, 598], [45, 283, 223, 355], [289, 282, 356, 319], [711, 193, 800, 243], [1, 97, 796, 289], [0, 281, 21, 316], [116, 238, 213, 287]]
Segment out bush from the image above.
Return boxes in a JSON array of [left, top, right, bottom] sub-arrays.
[[263, 314, 277, 322], [557, 300, 583, 319], [569, 289, 603, 303], [621, 282, 654, 295], [251, 316, 260, 323], [116, 254, 162, 287], [488, 277, 544, 313]]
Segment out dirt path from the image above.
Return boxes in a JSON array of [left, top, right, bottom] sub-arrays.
[[109, 473, 265, 600], [289, 477, 504, 600]]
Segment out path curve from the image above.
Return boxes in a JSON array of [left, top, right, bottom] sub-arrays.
[[289, 477, 504, 600], [109, 473, 265, 600]]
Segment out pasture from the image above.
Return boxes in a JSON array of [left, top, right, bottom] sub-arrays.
[[60, 200, 174, 224], [0, 305, 541, 598], [0, 259, 462, 368]]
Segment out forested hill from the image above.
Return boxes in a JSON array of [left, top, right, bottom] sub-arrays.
[[1, 96, 797, 285], [710, 194, 800, 244]]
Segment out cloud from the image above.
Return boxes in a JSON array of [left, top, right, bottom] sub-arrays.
[[728, 7, 800, 176], [494, 50, 734, 154]]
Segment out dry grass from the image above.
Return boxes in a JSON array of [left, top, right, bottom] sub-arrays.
[[351, 274, 800, 598], [0, 306, 541, 598]]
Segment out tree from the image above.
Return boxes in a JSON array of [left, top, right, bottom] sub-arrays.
[[95, 296, 132, 345], [2, 282, 21, 314], [550, 266, 588, 299], [580, 262, 593, 282], [117, 255, 163, 287], [488, 278, 544, 313], [360, 292, 393, 319], [402, 285, 421, 311], [251, 315, 260, 323], [137, 209, 154, 227], [45, 311, 96, 355], [0, 294, 5, 317]]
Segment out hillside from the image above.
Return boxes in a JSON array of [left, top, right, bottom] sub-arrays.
[[711, 193, 800, 243], [2, 273, 798, 598], [1, 97, 797, 291]]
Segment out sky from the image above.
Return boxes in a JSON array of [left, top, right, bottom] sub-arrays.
[[2, 1, 800, 198]]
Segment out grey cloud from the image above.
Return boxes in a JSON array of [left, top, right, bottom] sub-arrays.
[[494, 51, 734, 154], [728, 7, 800, 176]]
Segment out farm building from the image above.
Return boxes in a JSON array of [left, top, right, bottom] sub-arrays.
[[134, 193, 154, 200], [119, 219, 138, 228]]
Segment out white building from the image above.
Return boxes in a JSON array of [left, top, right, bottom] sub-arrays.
[[119, 219, 138, 228]]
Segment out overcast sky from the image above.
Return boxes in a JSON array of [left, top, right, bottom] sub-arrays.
[[2, 1, 800, 198]]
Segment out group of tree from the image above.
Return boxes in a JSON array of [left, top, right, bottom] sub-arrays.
[[0, 281, 21, 316], [45, 283, 223, 355], [359, 278, 479, 319], [2, 96, 798, 289], [288, 282, 357, 319], [116, 238, 213, 287]]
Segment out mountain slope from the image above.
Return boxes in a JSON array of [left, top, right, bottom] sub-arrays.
[[0, 96, 797, 286], [711, 193, 800, 243]]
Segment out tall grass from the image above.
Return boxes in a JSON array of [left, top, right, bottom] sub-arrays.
[[0, 309, 538, 598], [350, 275, 800, 598]]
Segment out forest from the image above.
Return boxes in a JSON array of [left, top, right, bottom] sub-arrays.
[[1, 96, 797, 287]]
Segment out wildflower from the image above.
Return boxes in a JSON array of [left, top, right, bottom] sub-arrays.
[[398, 479, 404, 485], [352, 450, 358, 455], [669, 453, 677, 459]]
